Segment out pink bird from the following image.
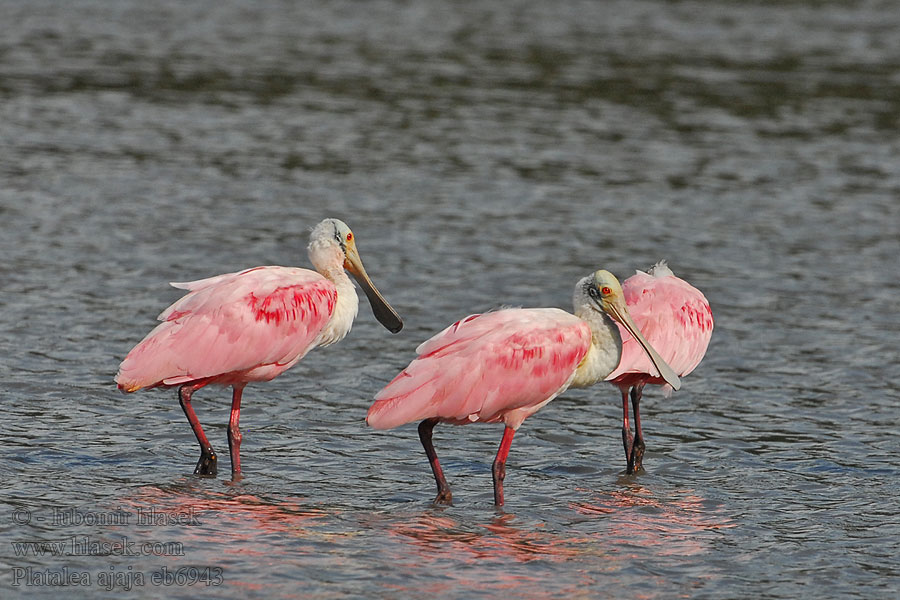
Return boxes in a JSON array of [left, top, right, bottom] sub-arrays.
[[366, 270, 680, 506], [116, 218, 403, 479], [606, 261, 713, 474]]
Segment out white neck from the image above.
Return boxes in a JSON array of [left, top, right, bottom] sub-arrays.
[[315, 264, 359, 347], [307, 226, 360, 347], [569, 297, 623, 388]]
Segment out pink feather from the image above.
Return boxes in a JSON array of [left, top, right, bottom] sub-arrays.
[[606, 263, 713, 393], [115, 266, 336, 391], [367, 308, 592, 431]]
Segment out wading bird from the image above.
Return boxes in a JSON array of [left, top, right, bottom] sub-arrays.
[[116, 218, 403, 479], [606, 261, 713, 474], [366, 270, 679, 506]]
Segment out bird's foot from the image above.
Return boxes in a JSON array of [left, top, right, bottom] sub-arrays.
[[194, 449, 218, 477], [432, 489, 452, 505], [622, 427, 634, 465], [626, 437, 645, 475]]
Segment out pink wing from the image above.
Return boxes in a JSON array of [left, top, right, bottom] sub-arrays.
[[605, 268, 713, 386], [367, 308, 591, 431], [116, 266, 337, 391]]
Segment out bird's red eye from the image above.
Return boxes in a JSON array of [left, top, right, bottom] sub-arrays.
[[602, 286, 612, 295], [346, 232, 353, 242]]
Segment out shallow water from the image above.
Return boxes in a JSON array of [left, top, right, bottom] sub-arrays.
[[2, 0, 899, 598]]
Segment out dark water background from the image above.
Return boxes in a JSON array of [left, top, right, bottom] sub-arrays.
[[2, 1, 899, 598]]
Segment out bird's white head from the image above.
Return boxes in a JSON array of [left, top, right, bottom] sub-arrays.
[[307, 218, 403, 333], [576, 269, 681, 390], [308, 218, 351, 273]]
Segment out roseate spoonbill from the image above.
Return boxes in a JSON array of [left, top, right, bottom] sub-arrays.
[[366, 270, 680, 506], [606, 261, 713, 474], [116, 218, 403, 478]]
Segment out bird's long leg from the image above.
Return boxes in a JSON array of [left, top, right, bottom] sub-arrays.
[[621, 388, 634, 468], [627, 383, 647, 474], [491, 426, 516, 506], [418, 418, 452, 504], [178, 384, 217, 476], [227, 384, 245, 481]]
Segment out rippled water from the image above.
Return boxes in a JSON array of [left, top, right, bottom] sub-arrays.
[[2, 0, 899, 598]]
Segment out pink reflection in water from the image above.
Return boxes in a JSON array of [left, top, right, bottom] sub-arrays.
[[387, 511, 591, 563], [115, 485, 334, 597], [570, 483, 735, 558], [118, 485, 329, 542], [108, 482, 734, 598], [378, 484, 734, 597], [379, 511, 602, 598], [383, 514, 590, 597]]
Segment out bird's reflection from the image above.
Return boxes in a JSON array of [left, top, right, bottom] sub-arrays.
[[115, 483, 330, 547], [386, 510, 590, 563], [381, 483, 734, 593], [570, 481, 735, 557], [109, 480, 733, 598]]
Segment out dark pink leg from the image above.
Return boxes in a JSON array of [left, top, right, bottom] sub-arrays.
[[178, 384, 217, 476], [621, 388, 634, 468], [627, 383, 647, 474], [227, 384, 245, 480], [491, 426, 516, 506], [418, 419, 452, 504]]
